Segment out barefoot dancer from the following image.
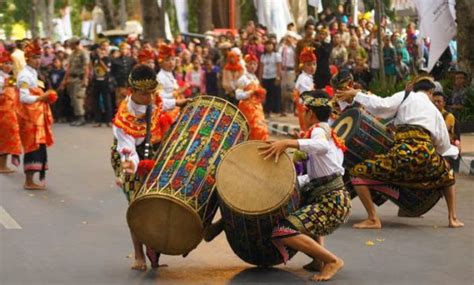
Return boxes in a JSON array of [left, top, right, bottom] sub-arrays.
[[0, 51, 22, 173], [17, 42, 56, 190], [259, 90, 351, 281], [111, 64, 189, 270], [336, 76, 464, 229]]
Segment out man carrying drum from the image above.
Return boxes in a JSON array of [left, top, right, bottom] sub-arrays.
[[259, 90, 351, 282], [111, 64, 189, 271], [336, 76, 464, 229]]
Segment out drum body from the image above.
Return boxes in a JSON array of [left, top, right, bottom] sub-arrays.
[[216, 141, 300, 266], [127, 96, 249, 255], [333, 108, 442, 216]]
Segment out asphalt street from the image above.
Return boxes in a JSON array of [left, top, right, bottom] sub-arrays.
[[0, 124, 473, 285]]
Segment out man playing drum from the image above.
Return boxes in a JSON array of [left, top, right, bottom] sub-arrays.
[[259, 90, 351, 281], [111, 64, 189, 270], [336, 76, 464, 229]]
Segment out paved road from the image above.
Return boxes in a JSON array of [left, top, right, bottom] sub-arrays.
[[1, 124, 473, 285]]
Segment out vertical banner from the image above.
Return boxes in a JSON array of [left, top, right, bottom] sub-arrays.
[[414, 0, 457, 71], [255, 0, 293, 40], [175, 0, 189, 33]]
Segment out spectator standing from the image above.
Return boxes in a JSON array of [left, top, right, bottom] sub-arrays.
[[110, 42, 136, 107], [91, 46, 113, 127], [63, 37, 89, 126], [259, 40, 282, 116], [203, 58, 220, 96]]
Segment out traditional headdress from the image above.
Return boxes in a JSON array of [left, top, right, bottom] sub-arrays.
[[128, 64, 158, 91], [330, 70, 354, 89], [224, 51, 244, 72], [157, 44, 175, 62], [0, 51, 13, 63], [24, 42, 42, 59], [299, 47, 317, 63], [244, 54, 258, 63], [138, 49, 155, 64], [301, 91, 330, 108], [119, 42, 130, 49]]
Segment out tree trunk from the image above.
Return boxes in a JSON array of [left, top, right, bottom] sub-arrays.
[[141, 0, 162, 41], [212, 0, 229, 28], [100, 0, 119, 29], [119, 0, 127, 29], [30, 0, 40, 38], [199, 0, 213, 33], [43, 0, 55, 38], [456, 0, 474, 81], [375, 0, 385, 86]]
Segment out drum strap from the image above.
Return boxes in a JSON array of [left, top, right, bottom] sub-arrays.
[[143, 104, 152, 159], [393, 90, 411, 120]]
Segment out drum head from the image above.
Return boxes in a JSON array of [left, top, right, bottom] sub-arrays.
[[332, 108, 361, 140], [127, 196, 202, 255], [216, 141, 296, 215]]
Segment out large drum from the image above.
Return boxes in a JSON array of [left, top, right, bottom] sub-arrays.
[[216, 141, 300, 266], [127, 96, 249, 255], [333, 108, 442, 216]]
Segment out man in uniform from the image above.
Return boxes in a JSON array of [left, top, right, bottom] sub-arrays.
[[62, 37, 89, 126]]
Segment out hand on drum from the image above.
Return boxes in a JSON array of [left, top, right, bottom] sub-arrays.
[[258, 140, 296, 163], [176, 98, 193, 107], [335, 88, 361, 103], [121, 160, 135, 175]]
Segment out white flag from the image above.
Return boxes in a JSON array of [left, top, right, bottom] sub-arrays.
[[175, 0, 188, 33], [308, 0, 323, 13], [413, 0, 457, 72]]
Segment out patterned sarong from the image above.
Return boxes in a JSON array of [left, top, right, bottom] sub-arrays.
[[272, 175, 351, 262], [350, 125, 455, 190]]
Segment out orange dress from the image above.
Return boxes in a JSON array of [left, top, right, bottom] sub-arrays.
[[293, 89, 307, 132], [17, 87, 54, 153], [0, 77, 22, 155], [236, 75, 269, 141]]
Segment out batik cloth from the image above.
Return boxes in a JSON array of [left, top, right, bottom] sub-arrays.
[[350, 125, 455, 190], [271, 175, 351, 262]]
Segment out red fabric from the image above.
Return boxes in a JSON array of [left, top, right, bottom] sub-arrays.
[[224, 52, 244, 72], [17, 88, 54, 153], [0, 51, 12, 63], [138, 49, 155, 63], [244, 54, 258, 63], [0, 85, 22, 155], [324, 85, 334, 98], [238, 83, 268, 140], [137, 159, 155, 177], [112, 95, 167, 144], [158, 44, 175, 62], [46, 90, 58, 104], [293, 89, 307, 131], [299, 47, 317, 63], [24, 42, 42, 58]]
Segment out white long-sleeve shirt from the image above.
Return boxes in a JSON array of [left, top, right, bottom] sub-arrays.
[[113, 96, 176, 173], [235, 72, 259, 101], [297, 123, 345, 186], [17, 65, 41, 104], [294, 71, 314, 94], [156, 69, 181, 108], [354, 91, 456, 156]]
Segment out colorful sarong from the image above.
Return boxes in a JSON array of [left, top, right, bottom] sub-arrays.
[[350, 125, 455, 190], [272, 175, 351, 262]]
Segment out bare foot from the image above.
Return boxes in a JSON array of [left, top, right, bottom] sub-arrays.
[[353, 218, 382, 229], [303, 259, 323, 272], [449, 218, 464, 228], [0, 167, 15, 174], [23, 183, 46, 190], [311, 258, 344, 281], [131, 257, 147, 271]]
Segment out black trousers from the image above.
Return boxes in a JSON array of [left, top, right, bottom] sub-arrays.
[[92, 80, 113, 123], [262, 78, 282, 114]]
